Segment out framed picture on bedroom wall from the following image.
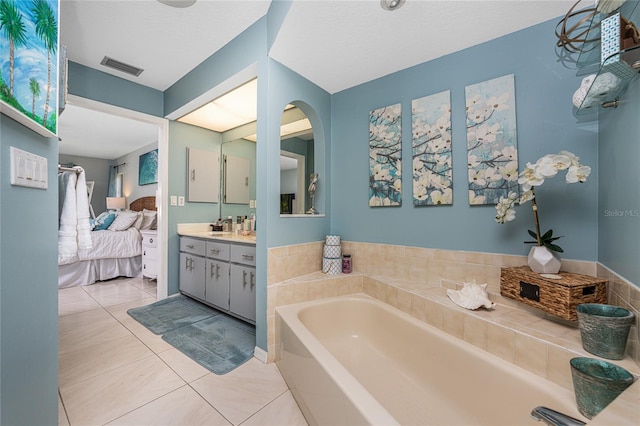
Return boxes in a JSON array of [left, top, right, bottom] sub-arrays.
[[0, 0, 60, 138], [138, 149, 158, 186]]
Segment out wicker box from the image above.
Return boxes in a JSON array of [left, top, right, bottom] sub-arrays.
[[500, 266, 607, 321]]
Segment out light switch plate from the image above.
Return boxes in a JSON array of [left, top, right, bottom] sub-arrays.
[[170, 195, 177, 206], [10, 146, 48, 189], [250, 200, 256, 208], [178, 196, 185, 206]]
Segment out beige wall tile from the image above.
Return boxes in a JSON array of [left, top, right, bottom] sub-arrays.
[[514, 333, 548, 378], [463, 315, 488, 350], [487, 323, 515, 363], [410, 295, 427, 322], [546, 345, 575, 391], [396, 289, 412, 314], [425, 300, 444, 330], [442, 308, 464, 339]]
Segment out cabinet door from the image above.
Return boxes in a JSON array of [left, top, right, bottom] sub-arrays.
[[205, 259, 230, 310], [229, 264, 256, 322], [179, 253, 205, 300], [187, 147, 220, 203], [223, 155, 250, 204]]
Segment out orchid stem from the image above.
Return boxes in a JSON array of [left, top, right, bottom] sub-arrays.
[[530, 189, 542, 246]]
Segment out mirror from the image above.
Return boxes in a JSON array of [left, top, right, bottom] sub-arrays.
[[220, 138, 256, 221], [280, 107, 314, 214]]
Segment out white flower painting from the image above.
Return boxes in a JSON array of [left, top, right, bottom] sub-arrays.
[[369, 103, 402, 206], [411, 91, 452, 205], [465, 74, 519, 205]]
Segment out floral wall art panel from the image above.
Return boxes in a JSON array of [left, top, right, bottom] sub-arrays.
[[412, 90, 452, 206], [466, 74, 519, 205], [369, 103, 402, 206], [0, 0, 60, 137]]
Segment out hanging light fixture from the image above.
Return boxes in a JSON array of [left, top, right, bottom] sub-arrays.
[[157, 0, 196, 8], [380, 0, 406, 11]]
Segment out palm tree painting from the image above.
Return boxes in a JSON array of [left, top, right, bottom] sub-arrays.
[[0, 0, 58, 136]]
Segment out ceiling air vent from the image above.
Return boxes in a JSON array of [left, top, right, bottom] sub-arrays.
[[100, 56, 144, 77]]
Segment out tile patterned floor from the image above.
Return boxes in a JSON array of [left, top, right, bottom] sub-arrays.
[[58, 277, 307, 426]]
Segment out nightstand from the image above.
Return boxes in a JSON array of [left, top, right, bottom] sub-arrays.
[[141, 230, 157, 280]]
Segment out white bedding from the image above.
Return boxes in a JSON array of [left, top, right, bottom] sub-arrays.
[[58, 228, 142, 266]]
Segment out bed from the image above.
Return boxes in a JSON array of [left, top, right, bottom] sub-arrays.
[[58, 196, 157, 288]]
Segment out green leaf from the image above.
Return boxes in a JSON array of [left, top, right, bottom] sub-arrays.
[[541, 229, 553, 241], [527, 229, 538, 239], [523, 240, 538, 245], [545, 242, 564, 253]]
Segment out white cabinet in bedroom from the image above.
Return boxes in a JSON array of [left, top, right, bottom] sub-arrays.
[[141, 230, 157, 280]]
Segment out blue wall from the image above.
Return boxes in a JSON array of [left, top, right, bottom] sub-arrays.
[[167, 121, 222, 296], [598, 77, 640, 285], [330, 18, 599, 261], [1, 117, 59, 424], [68, 62, 164, 117]]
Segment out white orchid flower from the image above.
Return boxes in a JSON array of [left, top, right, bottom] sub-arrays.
[[533, 156, 560, 179], [566, 165, 591, 183]]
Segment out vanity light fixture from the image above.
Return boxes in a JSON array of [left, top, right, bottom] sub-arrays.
[[380, 0, 406, 11], [156, 0, 196, 8]]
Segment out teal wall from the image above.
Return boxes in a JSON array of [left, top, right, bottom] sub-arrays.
[[598, 77, 640, 285], [331, 18, 599, 262], [167, 122, 222, 296], [1, 117, 59, 424], [68, 62, 164, 117]]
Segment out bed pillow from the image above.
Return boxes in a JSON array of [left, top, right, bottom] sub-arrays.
[[108, 211, 139, 231], [92, 212, 116, 231], [131, 211, 144, 230], [141, 209, 157, 230]]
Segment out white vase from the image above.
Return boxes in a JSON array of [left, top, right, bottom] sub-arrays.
[[528, 246, 562, 274]]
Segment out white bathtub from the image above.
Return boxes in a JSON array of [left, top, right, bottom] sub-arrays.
[[276, 293, 586, 426]]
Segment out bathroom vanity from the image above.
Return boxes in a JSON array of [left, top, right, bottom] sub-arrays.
[[177, 224, 256, 324]]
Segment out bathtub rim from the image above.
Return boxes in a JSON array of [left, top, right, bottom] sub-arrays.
[[276, 293, 401, 425]]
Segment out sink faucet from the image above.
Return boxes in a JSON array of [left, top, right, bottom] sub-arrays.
[[531, 406, 585, 426]]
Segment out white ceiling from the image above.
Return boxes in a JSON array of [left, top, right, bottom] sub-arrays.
[[58, 104, 159, 159], [58, 0, 576, 159]]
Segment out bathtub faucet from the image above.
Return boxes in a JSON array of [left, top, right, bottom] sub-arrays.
[[530, 406, 585, 426]]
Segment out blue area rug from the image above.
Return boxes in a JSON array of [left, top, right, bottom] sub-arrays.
[[162, 314, 256, 375], [127, 295, 219, 335], [128, 295, 255, 375]]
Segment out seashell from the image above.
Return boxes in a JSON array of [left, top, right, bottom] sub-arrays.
[[447, 281, 496, 310]]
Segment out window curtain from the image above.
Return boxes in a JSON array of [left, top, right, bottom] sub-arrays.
[[108, 164, 124, 197]]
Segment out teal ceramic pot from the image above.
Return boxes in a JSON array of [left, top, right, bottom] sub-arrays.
[[576, 304, 634, 360], [570, 357, 634, 419]]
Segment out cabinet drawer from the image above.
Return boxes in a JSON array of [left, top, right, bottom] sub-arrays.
[[143, 259, 157, 279], [206, 241, 230, 261], [142, 232, 157, 247], [142, 247, 156, 261], [230, 244, 256, 266], [180, 237, 206, 256]]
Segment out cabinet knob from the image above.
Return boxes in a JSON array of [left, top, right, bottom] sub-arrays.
[[149, 238, 154, 244]]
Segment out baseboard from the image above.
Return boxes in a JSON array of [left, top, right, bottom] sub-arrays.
[[253, 346, 267, 363]]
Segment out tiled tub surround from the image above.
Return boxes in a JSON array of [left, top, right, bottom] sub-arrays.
[[267, 241, 640, 424]]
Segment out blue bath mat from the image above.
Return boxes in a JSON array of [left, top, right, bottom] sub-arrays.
[[127, 295, 219, 335], [161, 314, 256, 375]]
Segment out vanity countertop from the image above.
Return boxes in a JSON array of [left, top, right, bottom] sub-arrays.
[[177, 223, 256, 245]]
